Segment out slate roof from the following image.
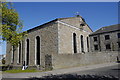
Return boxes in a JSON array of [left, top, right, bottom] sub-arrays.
[[89, 24, 120, 36]]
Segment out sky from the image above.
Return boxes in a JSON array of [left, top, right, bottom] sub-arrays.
[[6, 0, 120, 2], [1, 2, 118, 55]]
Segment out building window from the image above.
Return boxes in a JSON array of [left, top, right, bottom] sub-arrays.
[[80, 24, 84, 30], [105, 35, 110, 40], [117, 33, 120, 38], [35, 36, 40, 65], [80, 24, 85, 26], [93, 37, 97, 42], [94, 45, 98, 51], [26, 39, 29, 65], [73, 33, 77, 53], [81, 35, 84, 52], [87, 37, 89, 52], [106, 44, 111, 50]]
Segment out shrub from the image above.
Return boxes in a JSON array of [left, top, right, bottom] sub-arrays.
[[2, 58, 6, 64]]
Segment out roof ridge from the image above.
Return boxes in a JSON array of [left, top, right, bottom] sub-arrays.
[[94, 24, 119, 32], [90, 24, 119, 36], [102, 24, 120, 28], [58, 16, 82, 20]]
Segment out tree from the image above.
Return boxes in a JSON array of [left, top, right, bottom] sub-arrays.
[[0, 2, 27, 47]]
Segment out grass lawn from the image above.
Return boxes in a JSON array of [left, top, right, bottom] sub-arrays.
[[3, 69, 41, 73]]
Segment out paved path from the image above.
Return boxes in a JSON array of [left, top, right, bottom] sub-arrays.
[[2, 62, 119, 79]]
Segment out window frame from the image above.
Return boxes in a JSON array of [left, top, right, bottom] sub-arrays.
[[117, 33, 120, 38], [73, 33, 77, 53], [105, 44, 111, 50], [118, 42, 120, 48], [93, 37, 98, 42], [105, 35, 110, 40], [94, 45, 98, 51]]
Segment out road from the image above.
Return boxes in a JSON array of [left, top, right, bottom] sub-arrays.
[[70, 64, 119, 78], [2, 63, 120, 80]]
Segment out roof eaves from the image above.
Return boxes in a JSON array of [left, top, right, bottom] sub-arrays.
[[89, 24, 120, 36], [89, 29, 120, 36]]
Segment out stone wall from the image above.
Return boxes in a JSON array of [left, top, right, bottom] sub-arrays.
[[52, 51, 118, 69], [59, 17, 92, 33], [6, 16, 93, 68], [6, 21, 58, 68], [58, 17, 92, 54]]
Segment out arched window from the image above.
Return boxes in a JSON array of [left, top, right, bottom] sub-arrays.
[[35, 36, 40, 65], [26, 39, 29, 65], [87, 37, 89, 52], [73, 33, 77, 53], [81, 35, 84, 52], [17, 42, 21, 64]]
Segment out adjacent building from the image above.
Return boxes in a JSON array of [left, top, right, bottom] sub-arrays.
[[89, 24, 120, 52]]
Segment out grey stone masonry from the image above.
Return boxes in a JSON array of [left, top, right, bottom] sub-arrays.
[[6, 16, 93, 69]]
